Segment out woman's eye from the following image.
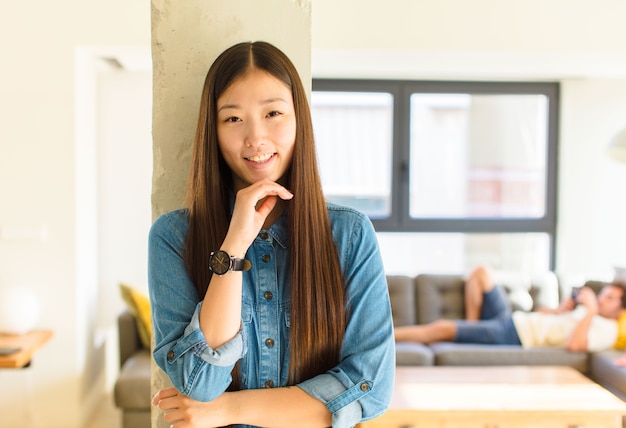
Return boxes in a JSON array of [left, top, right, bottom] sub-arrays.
[[267, 111, 281, 118], [224, 116, 241, 123]]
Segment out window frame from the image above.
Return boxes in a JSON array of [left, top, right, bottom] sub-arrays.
[[312, 79, 559, 269]]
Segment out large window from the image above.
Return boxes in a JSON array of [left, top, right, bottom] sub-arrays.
[[311, 80, 559, 272], [311, 90, 393, 218]]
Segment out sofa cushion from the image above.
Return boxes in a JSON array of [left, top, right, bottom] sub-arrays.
[[430, 342, 589, 373], [118, 310, 143, 367], [415, 274, 466, 324], [492, 270, 561, 311], [526, 271, 560, 309], [590, 350, 626, 401], [615, 311, 626, 350], [491, 270, 534, 312], [114, 350, 152, 410], [387, 275, 416, 326], [396, 342, 434, 366], [120, 283, 152, 349]]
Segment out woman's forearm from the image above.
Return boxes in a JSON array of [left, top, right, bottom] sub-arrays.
[[199, 229, 257, 349], [153, 386, 331, 427], [200, 271, 243, 349], [224, 386, 331, 428]]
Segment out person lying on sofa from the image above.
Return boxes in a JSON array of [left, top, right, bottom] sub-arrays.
[[395, 265, 626, 352]]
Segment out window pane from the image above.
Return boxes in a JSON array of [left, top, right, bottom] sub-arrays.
[[409, 93, 548, 219], [311, 91, 393, 218], [377, 232, 551, 275]]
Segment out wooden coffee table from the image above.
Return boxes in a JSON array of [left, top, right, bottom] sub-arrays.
[[358, 366, 626, 428]]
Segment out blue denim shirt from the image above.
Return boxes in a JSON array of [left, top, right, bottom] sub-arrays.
[[148, 203, 395, 427]]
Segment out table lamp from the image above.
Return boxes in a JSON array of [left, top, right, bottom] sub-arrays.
[[0, 286, 40, 335]]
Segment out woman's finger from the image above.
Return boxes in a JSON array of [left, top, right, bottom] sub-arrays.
[[256, 195, 278, 218], [152, 387, 179, 406], [237, 180, 293, 206]]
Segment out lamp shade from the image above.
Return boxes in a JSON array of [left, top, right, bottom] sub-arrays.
[[607, 127, 626, 163], [0, 286, 40, 334]]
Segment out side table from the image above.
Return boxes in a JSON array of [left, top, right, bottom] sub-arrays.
[[0, 330, 53, 426], [0, 330, 53, 368]]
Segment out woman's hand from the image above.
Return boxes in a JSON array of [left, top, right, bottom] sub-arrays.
[[222, 178, 293, 256], [152, 388, 227, 428]]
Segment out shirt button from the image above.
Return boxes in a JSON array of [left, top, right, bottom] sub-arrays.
[[262, 254, 271, 263], [265, 338, 275, 348], [167, 351, 175, 360], [263, 291, 273, 300], [259, 232, 269, 240], [264, 380, 274, 388], [360, 383, 370, 392]]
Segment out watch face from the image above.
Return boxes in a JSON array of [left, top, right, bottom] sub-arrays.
[[209, 250, 231, 275]]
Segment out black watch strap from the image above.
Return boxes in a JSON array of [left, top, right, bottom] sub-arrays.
[[232, 257, 252, 271]]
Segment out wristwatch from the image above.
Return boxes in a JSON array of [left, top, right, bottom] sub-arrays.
[[209, 250, 251, 275]]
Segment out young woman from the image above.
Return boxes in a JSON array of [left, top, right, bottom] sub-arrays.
[[149, 41, 394, 428]]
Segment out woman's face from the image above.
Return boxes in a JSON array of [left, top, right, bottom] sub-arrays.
[[216, 68, 296, 192]]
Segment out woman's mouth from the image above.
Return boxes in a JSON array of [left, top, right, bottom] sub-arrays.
[[246, 153, 275, 163]]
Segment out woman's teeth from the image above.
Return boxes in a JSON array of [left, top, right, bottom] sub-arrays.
[[247, 153, 273, 163]]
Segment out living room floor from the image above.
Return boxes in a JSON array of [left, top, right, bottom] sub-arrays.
[[87, 393, 122, 428]]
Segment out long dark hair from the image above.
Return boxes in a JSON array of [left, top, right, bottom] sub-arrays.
[[185, 41, 346, 384]]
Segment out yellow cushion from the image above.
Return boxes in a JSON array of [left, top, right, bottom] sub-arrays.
[[119, 283, 152, 349], [614, 311, 626, 350]]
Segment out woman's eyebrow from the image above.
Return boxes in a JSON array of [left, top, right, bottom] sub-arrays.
[[217, 103, 238, 112], [218, 98, 289, 112], [262, 97, 289, 105]]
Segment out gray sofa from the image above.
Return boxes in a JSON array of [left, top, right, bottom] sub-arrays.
[[114, 310, 151, 428], [113, 273, 626, 428], [390, 273, 626, 400]]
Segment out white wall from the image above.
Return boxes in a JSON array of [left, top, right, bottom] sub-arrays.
[[97, 66, 152, 328], [558, 79, 626, 280], [313, 0, 626, 54]]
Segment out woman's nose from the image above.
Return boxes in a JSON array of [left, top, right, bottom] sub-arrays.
[[245, 119, 266, 147]]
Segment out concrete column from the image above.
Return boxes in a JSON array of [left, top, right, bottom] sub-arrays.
[[150, 1, 311, 426]]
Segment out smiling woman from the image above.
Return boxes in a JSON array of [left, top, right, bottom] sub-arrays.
[[148, 41, 395, 428]]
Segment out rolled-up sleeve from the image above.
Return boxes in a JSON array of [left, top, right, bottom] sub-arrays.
[[298, 373, 368, 426], [180, 302, 246, 367]]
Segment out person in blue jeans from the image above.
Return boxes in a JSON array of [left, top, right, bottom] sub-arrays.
[[149, 41, 394, 428], [395, 265, 626, 353]]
